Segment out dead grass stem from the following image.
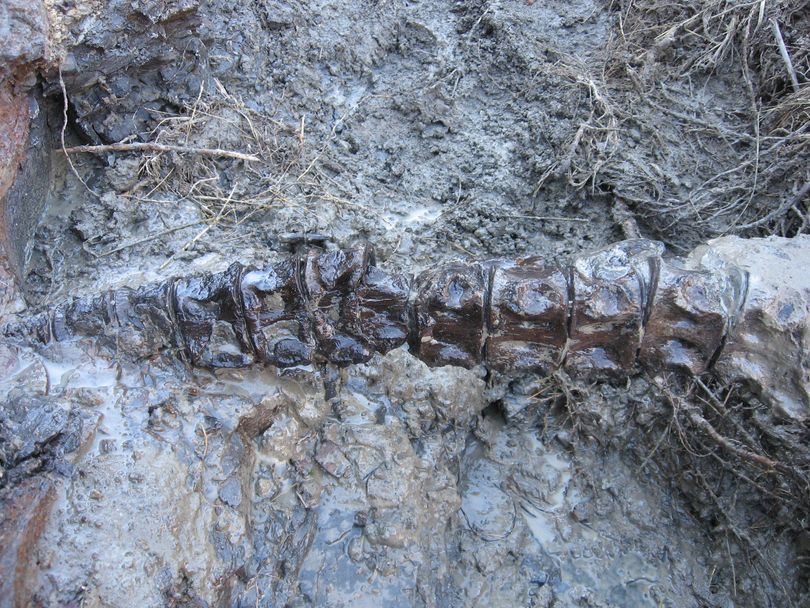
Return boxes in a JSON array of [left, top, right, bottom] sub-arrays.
[[551, 0, 810, 240], [69, 78, 391, 261]]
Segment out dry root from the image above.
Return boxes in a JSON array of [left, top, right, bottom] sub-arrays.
[[63, 78, 389, 261], [129, 81, 318, 230], [542, 0, 810, 243], [648, 375, 810, 605], [544, 366, 810, 603]]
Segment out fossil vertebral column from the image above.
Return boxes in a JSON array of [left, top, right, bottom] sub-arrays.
[[4, 236, 809, 420]]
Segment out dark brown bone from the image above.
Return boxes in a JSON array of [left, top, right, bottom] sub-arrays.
[[486, 258, 568, 373], [2, 240, 746, 380], [110, 283, 181, 358], [411, 262, 487, 368], [336, 265, 410, 355], [240, 256, 313, 367], [58, 293, 113, 338], [174, 264, 254, 368], [566, 240, 663, 375], [239, 247, 410, 367], [25, 283, 181, 359], [640, 260, 740, 375], [303, 248, 374, 365]]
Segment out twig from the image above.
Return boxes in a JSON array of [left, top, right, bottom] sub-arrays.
[[692, 378, 761, 452], [685, 407, 786, 470], [770, 17, 800, 94], [658, 382, 790, 474], [59, 68, 99, 198], [185, 81, 205, 144], [638, 411, 674, 473], [558, 119, 591, 179], [737, 179, 810, 230], [158, 187, 236, 270], [96, 220, 205, 257], [466, 6, 492, 42], [62, 142, 261, 162], [504, 214, 588, 222], [158, 223, 216, 271]]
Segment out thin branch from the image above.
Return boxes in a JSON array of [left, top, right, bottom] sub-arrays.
[[504, 214, 589, 222], [96, 220, 205, 257], [657, 381, 791, 474], [59, 68, 99, 198], [62, 142, 261, 162], [770, 17, 800, 94], [737, 179, 810, 230]]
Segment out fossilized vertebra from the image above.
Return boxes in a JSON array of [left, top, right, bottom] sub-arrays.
[[3, 236, 809, 419]]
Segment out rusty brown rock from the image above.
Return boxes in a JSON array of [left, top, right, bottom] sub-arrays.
[[1, 96, 51, 308], [0, 88, 29, 205], [0, 86, 31, 316], [0, 0, 50, 83], [0, 476, 56, 608], [0, 0, 52, 316]]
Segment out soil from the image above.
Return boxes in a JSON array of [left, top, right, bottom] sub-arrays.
[[1, 0, 809, 607]]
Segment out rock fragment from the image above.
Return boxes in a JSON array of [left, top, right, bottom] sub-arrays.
[[0, 477, 56, 608], [691, 235, 810, 420]]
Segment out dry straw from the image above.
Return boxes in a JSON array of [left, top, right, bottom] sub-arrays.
[[543, 0, 809, 242]]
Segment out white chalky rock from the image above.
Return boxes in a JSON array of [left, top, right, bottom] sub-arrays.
[[690, 235, 810, 420]]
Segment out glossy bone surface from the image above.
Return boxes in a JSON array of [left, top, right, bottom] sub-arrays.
[[7, 236, 810, 420]]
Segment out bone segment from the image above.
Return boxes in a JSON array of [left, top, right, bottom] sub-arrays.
[[566, 240, 663, 374], [641, 260, 741, 375], [486, 257, 568, 374], [410, 262, 487, 368], [2, 239, 745, 378]]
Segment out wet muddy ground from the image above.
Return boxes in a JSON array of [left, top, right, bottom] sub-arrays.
[[1, 341, 744, 607], [2, 0, 809, 606]]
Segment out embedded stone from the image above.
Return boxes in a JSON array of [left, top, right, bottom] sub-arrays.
[[691, 235, 810, 420]]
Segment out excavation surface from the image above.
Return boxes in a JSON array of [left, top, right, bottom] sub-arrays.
[[1, 1, 809, 606]]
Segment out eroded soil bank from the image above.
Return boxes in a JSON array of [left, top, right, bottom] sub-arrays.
[[1, 0, 809, 606]]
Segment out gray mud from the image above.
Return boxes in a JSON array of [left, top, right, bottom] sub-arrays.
[[27, 0, 624, 305], [2, 0, 808, 606], [1, 344, 734, 607]]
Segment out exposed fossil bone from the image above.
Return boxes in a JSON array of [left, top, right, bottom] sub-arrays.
[[3, 236, 809, 420]]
